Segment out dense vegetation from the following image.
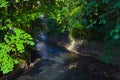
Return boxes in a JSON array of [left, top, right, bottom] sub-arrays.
[[0, 0, 120, 74]]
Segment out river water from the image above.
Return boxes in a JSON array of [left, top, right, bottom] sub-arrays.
[[16, 42, 118, 80], [16, 30, 119, 80]]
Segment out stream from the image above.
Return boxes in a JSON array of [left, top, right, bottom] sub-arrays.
[[15, 30, 119, 80], [17, 43, 119, 80]]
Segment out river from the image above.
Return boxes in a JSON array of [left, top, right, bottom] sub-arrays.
[[17, 42, 118, 80]]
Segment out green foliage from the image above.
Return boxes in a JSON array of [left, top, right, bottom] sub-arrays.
[[0, 27, 34, 74], [0, 0, 8, 8], [55, 0, 83, 31], [0, 43, 19, 74], [79, 0, 120, 64], [4, 28, 34, 53], [46, 0, 86, 38], [0, 0, 38, 74]]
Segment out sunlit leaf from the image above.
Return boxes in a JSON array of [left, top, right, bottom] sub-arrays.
[[113, 34, 119, 40]]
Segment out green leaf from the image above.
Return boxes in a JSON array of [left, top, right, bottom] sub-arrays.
[[115, 29, 119, 33], [102, 19, 106, 24], [116, 24, 120, 29], [110, 30, 114, 36], [0, 0, 9, 8], [15, 0, 19, 3], [113, 34, 119, 40], [14, 59, 19, 64]]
